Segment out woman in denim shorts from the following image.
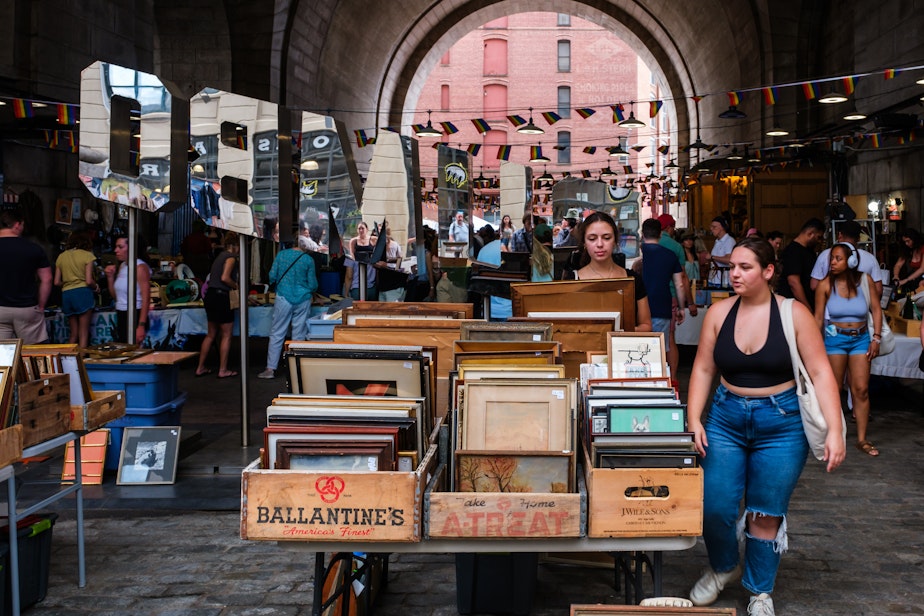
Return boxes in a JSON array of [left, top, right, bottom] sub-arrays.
[[814, 243, 883, 456], [686, 237, 846, 615]]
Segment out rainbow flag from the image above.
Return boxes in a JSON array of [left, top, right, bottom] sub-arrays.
[[466, 143, 481, 156], [649, 100, 663, 118], [884, 68, 897, 79], [842, 76, 856, 95], [439, 121, 458, 135], [575, 107, 596, 119], [630, 145, 646, 152], [541, 111, 561, 125], [611, 104, 625, 122], [870, 133, 880, 148], [530, 146, 543, 160], [727, 92, 740, 106], [43, 129, 57, 148], [582, 146, 596, 154], [12, 99, 33, 119], [506, 115, 526, 127], [581, 169, 592, 178], [471, 118, 491, 133], [691, 95, 704, 103], [496, 144, 511, 161], [67, 131, 78, 152], [762, 87, 778, 105], [802, 82, 817, 100], [354, 129, 371, 147], [411, 123, 426, 134], [657, 144, 670, 155], [57, 104, 76, 124], [623, 165, 633, 174]]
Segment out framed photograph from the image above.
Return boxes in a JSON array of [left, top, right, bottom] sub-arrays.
[[607, 332, 667, 379], [276, 440, 394, 471], [0, 339, 22, 368], [461, 379, 575, 452], [460, 321, 553, 342], [455, 450, 573, 493], [262, 425, 400, 470], [55, 199, 73, 225], [116, 426, 181, 485], [397, 450, 419, 472], [607, 404, 687, 434]]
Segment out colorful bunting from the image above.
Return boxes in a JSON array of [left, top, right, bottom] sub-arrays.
[[354, 129, 372, 148], [575, 107, 596, 119], [842, 76, 856, 95], [629, 145, 646, 152], [582, 146, 597, 154], [439, 121, 459, 135], [657, 145, 670, 155], [649, 100, 663, 118], [411, 123, 426, 134], [870, 133, 880, 148], [383, 126, 400, 133], [496, 144, 511, 161], [802, 82, 817, 100], [466, 143, 481, 156], [762, 87, 778, 105], [471, 118, 491, 133], [727, 92, 740, 106], [12, 99, 33, 119], [623, 165, 633, 174], [581, 169, 592, 178], [884, 68, 897, 80], [541, 111, 562, 125], [506, 115, 526, 127], [56, 104, 76, 125], [691, 95, 704, 103], [529, 146, 543, 160], [611, 104, 625, 122]]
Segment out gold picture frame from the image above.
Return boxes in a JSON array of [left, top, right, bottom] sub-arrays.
[[459, 320, 553, 342]]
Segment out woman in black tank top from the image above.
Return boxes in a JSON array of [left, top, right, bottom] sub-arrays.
[[685, 237, 845, 613]]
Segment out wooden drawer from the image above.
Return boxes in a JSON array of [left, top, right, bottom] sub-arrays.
[[0, 425, 23, 468], [70, 390, 126, 432], [17, 375, 71, 447]]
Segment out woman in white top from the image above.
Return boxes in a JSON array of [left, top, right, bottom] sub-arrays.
[[104, 235, 151, 344], [709, 216, 736, 287]]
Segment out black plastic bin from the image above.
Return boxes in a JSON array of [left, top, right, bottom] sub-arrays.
[[0, 512, 58, 614], [455, 552, 538, 615]]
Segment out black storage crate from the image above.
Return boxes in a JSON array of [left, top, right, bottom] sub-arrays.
[[455, 552, 538, 615], [0, 512, 57, 614]]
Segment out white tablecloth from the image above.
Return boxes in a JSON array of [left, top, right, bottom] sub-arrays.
[[871, 334, 923, 379], [675, 308, 706, 346]]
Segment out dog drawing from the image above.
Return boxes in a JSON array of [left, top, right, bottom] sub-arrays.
[[632, 416, 650, 432]]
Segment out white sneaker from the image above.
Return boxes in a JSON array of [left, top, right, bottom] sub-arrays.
[[689, 564, 741, 606], [748, 593, 775, 616], [257, 368, 275, 379]]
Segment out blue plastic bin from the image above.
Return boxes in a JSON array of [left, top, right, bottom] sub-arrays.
[[103, 391, 187, 470], [86, 362, 180, 409]]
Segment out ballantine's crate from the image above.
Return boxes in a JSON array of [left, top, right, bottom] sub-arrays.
[[70, 390, 125, 432], [0, 425, 23, 468], [584, 449, 703, 538], [240, 443, 438, 543], [424, 471, 586, 539], [16, 375, 71, 448]]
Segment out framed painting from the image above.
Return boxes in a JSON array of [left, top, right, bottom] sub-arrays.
[[607, 404, 687, 434], [455, 450, 573, 493], [116, 426, 181, 485], [55, 199, 73, 225], [607, 332, 667, 379], [287, 354, 425, 399], [275, 440, 395, 471], [262, 425, 400, 469], [459, 321, 553, 342]]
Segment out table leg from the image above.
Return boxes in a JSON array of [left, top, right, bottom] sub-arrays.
[[75, 438, 86, 587], [8, 472, 20, 616]]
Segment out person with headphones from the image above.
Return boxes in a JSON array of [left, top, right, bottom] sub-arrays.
[[813, 242, 883, 456]]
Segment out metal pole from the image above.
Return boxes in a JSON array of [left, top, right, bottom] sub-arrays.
[[238, 234, 250, 447], [127, 209, 137, 344], [358, 262, 367, 301]]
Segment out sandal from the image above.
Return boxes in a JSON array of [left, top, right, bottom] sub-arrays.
[[856, 440, 880, 457]]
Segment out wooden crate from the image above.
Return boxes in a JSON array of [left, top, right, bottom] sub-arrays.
[[585, 449, 703, 538], [70, 390, 126, 432], [241, 443, 438, 543], [0, 425, 23, 468], [17, 375, 71, 448], [425, 473, 586, 539]]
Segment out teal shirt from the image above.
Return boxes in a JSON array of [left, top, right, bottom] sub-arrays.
[[660, 232, 686, 298], [269, 248, 318, 305]]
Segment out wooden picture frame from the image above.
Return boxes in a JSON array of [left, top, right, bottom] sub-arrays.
[[275, 440, 395, 471], [459, 321, 553, 342], [607, 404, 687, 434], [586, 352, 608, 364], [262, 425, 400, 470], [457, 364, 566, 381], [57, 353, 94, 406], [571, 605, 735, 615], [55, 199, 73, 225], [349, 300, 473, 319], [588, 377, 673, 390], [287, 354, 425, 399], [461, 380, 575, 452], [525, 311, 621, 331], [607, 332, 667, 379], [510, 279, 636, 330], [116, 426, 181, 485], [397, 450, 419, 472], [595, 449, 697, 470], [455, 450, 573, 493]]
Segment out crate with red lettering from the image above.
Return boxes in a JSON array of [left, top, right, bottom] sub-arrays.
[[240, 442, 439, 543]]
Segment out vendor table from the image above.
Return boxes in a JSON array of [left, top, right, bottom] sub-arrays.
[[870, 333, 924, 379], [1, 432, 87, 616]]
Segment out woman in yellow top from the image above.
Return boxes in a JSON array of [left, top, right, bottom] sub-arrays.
[[54, 231, 99, 347]]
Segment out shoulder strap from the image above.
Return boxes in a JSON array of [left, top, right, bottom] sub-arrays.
[[858, 272, 871, 304], [275, 251, 306, 284], [780, 298, 808, 395]]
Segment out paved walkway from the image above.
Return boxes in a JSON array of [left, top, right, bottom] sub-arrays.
[[16, 342, 924, 615]]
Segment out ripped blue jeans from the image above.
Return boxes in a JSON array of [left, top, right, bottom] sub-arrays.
[[701, 383, 808, 595]]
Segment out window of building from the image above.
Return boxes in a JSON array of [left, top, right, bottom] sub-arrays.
[[557, 131, 571, 164], [440, 50, 451, 65], [483, 39, 508, 76], [557, 86, 571, 118], [558, 40, 571, 72], [483, 84, 507, 121], [441, 85, 450, 111], [557, 13, 571, 26]]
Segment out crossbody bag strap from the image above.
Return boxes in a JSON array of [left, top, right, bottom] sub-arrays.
[[274, 251, 306, 286], [780, 298, 808, 396]]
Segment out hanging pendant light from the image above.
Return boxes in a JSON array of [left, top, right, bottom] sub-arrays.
[[415, 110, 442, 138], [517, 107, 545, 135], [530, 142, 550, 163], [818, 90, 848, 104], [618, 102, 646, 129], [718, 105, 747, 119], [766, 126, 789, 136]]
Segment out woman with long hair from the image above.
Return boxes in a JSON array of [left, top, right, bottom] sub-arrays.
[[687, 237, 845, 615], [196, 232, 240, 378], [499, 214, 515, 251], [104, 235, 151, 344], [892, 228, 924, 293], [55, 231, 99, 348], [573, 211, 652, 331], [815, 242, 883, 456], [530, 223, 554, 282]]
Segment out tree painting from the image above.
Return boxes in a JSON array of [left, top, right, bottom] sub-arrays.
[[457, 454, 571, 492]]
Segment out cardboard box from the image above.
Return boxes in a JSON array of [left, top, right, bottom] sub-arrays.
[[70, 390, 126, 432], [0, 424, 23, 468], [16, 375, 71, 448], [584, 449, 703, 538], [241, 443, 438, 543]]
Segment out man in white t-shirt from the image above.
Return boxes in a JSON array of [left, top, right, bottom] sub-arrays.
[[810, 220, 883, 298]]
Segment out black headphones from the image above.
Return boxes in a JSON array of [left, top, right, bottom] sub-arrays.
[[834, 242, 859, 269]]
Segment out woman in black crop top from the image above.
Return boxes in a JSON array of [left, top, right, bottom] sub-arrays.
[[686, 237, 845, 613], [572, 211, 652, 332]]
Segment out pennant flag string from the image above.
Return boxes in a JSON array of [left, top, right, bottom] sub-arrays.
[[470, 118, 491, 133], [727, 92, 740, 106], [541, 111, 562, 125], [649, 100, 663, 118]]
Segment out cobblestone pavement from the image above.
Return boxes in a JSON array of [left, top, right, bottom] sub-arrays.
[[19, 344, 924, 615]]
